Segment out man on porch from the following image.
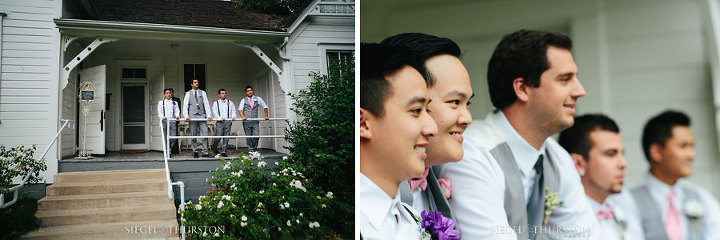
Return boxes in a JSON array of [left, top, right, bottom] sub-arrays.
[[238, 85, 269, 153], [183, 79, 213, 158], [212, 88, 236, 157]]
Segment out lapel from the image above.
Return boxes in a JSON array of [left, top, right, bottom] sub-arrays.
[[427, 166, 454, 220]]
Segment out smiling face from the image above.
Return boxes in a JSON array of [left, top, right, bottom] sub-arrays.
[[655, 126, 695, 179], [424, 55, 473, 166], [164, 89, 172, 100], [245, 88, 254, 97], [365, 65, 438, 181], [581, 130, 627, 197], [218, 90, 227, 100], [526, 46, 586, 134]]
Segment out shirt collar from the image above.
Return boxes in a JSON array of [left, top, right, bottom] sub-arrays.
[[495, 110, 547, 177], [359, 173, 398, 230], [646, 173, 683, 201]]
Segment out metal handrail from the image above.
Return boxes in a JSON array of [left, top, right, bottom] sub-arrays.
[[0, 119, 72, 209], [158, 120, 186, 240]]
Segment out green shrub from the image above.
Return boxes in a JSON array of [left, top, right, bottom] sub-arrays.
[[1, 145, 45, 195], [180, 153, 339, 239], [0, 194, 39, 239], [285, 59, 354, 237]]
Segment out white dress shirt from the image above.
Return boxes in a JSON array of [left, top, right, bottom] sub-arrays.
[[440, 111, 598, 240], [359, 174, 420, 240], [182, 89, 211, 119], [411, 188, 431, 214], [640, 174, 720, 240], [238, 96, 269, 110], [211, 99, 237, 120], [157, 98, 180, 120], [588, 190, 644, 240]]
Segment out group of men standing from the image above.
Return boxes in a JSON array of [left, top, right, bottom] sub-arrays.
[[360, 30, 720, 240], [157, 78, 269, 158]]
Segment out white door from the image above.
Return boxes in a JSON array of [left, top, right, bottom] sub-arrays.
[[121, 83, 149, 150], [78, 65, 106, 155]]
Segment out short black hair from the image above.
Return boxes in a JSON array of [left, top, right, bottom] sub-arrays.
[[487, 29, 572, 110], [360, 42, 422, 117], [245, 86, 253, 91], [559, 114, 620, 159], [380, 33, 461, 87], [641, 110, 691, 162], [163, 88, 173, 94], [218, 88, 226, 94]]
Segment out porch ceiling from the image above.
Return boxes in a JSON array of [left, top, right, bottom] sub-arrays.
[[55, 19, 288, 45]]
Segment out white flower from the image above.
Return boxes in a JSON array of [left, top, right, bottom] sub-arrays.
[[296, 219, 299, 224], [284, 202, 290, 208], [317, 196, 321, 200], [241, 215, 248, 221], [217, 201, 224, 208], [273, 183, 277, 186], [258, 161, 267, 168], [326, 192, 334, 198], [231, 203, 236, 208], [299, 213, 303, 217], [290, 179, 307, 192], [196, 204, 203, 210], [321, 204, 326, 208], [258, 202, 263, 207], [214, 232, 220, 237], [241, 222, 248, 227], [287, 220, 292, 227], [283, 156, 288, 161], [309, 223, 315, 228], [223, 162, 231, 170], [312, 222, 320, 228], [203, 232, 208, 237], [230, 214, 234, 218], [256, 208, 261, 212], [280, 204, 285, 209], [275, 162, 279, 165], [222, 195, 231, 201], [684, 200, 705, 219], [278, 227, 282, 231], [259, 190, 264, 194]]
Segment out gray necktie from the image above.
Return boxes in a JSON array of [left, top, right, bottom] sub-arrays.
[[527, 154, 544, 239]]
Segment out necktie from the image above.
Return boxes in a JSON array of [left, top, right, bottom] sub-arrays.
[[249, 97, 254, 108], [597, 205, 615, 221], [194, 90, 198, 102], [527, 154, 544, 239], [665, 190, 682, 240], [408, 167, 430, 192]]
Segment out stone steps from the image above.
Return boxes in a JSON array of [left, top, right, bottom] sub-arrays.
[[25, 169, 179, 239]]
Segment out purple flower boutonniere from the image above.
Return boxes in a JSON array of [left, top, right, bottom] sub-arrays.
[[420, 210, 461, 240]]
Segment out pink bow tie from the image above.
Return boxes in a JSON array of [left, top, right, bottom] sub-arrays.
[[408, 167, 430, 192], [597, 206, 614, 221], [437, 177, 452, 199]]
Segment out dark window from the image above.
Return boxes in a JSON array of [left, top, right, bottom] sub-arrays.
[[184, 64, 206, 92], [326, 50, 353, 78], [121, 68, 146, 79]]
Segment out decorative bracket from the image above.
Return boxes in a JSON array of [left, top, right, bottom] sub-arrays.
[[234, 43, 283, 77], [62, 37, 118, 87]]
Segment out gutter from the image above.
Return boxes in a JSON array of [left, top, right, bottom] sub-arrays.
[[54, 19, 288, 38]]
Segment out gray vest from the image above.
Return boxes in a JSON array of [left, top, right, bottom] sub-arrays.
[[631, 185, 703, 240], [490, 142, 560, 240], [399, 166, 455, 221], [242, 96, 260, 119], [188, 90, 207, 117]]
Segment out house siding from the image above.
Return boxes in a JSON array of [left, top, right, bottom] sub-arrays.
[[0, 0, 62, 182]]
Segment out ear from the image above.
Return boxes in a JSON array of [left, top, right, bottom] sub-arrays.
[[570, 153, 587, 176], [649, 143, 663, 164], [512, 77, 530, 103], [359, 108, 372, 140]]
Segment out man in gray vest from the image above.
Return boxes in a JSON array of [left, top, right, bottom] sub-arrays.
[[440, 30, 597, 239], [631, 110, 720, 240], [381, 33, 473, 223], [559, 114, 644, 240], [183, 79, 212, 158], [238, 85, 268, 153]]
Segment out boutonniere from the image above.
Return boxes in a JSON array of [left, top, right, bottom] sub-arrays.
[[437, 178, 452, 200], [683, 200, 704, 219], [419, 210, 461, 240], [543, 186, 564, 225], [613, 219, 627, 240]]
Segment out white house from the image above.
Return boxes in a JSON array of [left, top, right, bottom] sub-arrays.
[[0, 0, 354, 183], [362, 0, 720, 198]]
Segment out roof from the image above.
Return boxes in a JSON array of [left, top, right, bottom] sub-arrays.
[[87, 0, 290, 32]]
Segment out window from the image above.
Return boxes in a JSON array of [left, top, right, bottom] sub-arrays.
[[326, 50, 354, 78], [121, 68, 146, 79], [183, 64, 206, 92]]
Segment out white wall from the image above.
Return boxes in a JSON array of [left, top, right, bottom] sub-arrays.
[[0, 0, 62, 182], [361, 0, 720, 198]]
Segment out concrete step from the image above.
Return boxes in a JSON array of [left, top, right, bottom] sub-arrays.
[[36, 203, 177, 227], [38, 191, 170, 211], [46, 178, 168, 196], [23, 219, 179, 240], [54, 169, 167, 183]]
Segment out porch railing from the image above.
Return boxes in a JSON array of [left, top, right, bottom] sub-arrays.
[[0, 119, 72, 209]]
